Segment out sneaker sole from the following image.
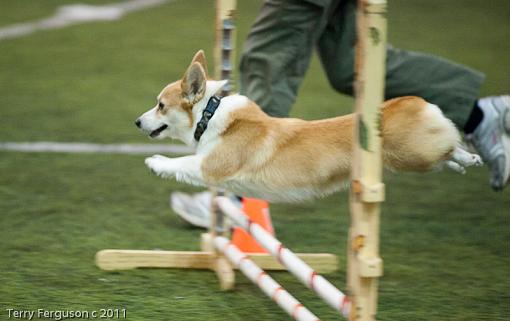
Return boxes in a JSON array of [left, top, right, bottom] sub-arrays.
[[498, 97, 510, 187], [503, 104, 510, 134], [498, 133, 510, 188]]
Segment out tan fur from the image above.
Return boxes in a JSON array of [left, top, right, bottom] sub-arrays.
[[381, 97, 459, 171], [156, 81, 190, 127], [201, 97, 458, 191]]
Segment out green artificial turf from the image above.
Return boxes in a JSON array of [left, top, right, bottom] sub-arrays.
[[1, 0, 509, 320]]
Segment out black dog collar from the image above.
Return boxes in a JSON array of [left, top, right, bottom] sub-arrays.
[[194, 95, 222, 141]]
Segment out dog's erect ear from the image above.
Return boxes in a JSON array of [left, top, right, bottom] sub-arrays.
[[191, 50, 208, 79], [181, 62, 207, 105]]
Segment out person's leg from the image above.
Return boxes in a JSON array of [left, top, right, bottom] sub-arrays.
[[386, 48, 485, 128], [317, 0, 485, 129], [317, 0, 509, 190], [239, 0, 333, 116]]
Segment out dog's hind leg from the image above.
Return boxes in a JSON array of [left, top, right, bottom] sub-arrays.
[[452, 147, 483, 167], [445, 160, 466, 174], [445, 147, 483, 174], [145, 154, 206, 186]]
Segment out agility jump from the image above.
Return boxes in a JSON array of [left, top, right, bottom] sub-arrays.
[[206, 0, 389, 319], [96, 0, 387, 320]]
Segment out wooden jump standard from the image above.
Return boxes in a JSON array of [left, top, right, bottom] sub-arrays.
[[348, 0, 387, 320]]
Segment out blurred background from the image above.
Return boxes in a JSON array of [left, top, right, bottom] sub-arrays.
[[0, 1, 509, 320]]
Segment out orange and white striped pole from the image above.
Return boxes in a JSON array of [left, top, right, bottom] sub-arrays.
[[216, 196, 351, 318], [214, 236, 320, 321]]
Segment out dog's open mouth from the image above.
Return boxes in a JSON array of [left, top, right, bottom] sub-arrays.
[[149, 124, 168, 138]]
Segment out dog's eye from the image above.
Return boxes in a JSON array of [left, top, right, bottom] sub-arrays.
[[158, 102, 164, 110]]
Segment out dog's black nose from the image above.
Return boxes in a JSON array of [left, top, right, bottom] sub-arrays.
[[135, 119, 142, 128]]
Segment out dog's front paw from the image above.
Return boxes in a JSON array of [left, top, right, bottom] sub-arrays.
[[145, 154, 171, 178]]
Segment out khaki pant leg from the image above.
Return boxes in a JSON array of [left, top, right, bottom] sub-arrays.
[[317, 0, 485, 127], [239, 0, 332, 117]]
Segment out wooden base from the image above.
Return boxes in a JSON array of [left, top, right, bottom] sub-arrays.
[[96, 249, 338, 272], [95, 234, 338, 274]]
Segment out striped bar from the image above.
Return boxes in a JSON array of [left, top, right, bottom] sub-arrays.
[[215, 196, 351, 318], [214, 236, 320, 321]]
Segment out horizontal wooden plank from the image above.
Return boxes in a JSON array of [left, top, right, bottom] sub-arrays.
[[95, 249, 338, 273]]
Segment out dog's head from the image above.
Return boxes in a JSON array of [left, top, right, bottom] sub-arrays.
[[135, 50, 224, 144]]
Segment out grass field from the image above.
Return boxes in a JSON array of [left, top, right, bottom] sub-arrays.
[[1, 0, 509, 320]]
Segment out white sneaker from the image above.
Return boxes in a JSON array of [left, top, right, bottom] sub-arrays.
[[171, 191, 213, 229], [466, 95, 510, 191], [170, 191, 242, 230]]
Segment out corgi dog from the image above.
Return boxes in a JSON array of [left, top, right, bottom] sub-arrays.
[[135, 50, 482, 202]]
